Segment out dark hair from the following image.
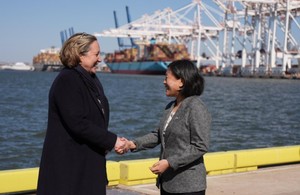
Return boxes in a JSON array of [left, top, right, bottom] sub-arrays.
[[168, 59, 205, 97]]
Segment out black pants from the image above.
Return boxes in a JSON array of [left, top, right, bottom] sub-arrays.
[[160, 187, 205, 195]]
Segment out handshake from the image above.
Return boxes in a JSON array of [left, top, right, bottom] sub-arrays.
[[113, 137, 170, 175], [114, 137, 136, 155]]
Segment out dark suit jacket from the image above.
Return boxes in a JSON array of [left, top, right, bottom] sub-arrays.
[[37, 68, 117, 195], [134, 96, 211, 193]]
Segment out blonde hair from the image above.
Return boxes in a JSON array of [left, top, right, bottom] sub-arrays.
[[59, 32, 98, 68]]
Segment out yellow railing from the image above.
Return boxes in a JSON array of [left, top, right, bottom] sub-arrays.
[[1, 145, 299, 194]]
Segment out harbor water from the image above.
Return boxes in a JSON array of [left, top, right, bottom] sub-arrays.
[[0, 71, 300, 170]]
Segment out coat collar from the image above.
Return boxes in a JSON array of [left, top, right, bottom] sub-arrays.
[[74, 66, 109, 125], [160, 96, 199, 144]]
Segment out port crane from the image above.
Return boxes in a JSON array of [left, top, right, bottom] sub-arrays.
[[95, 0, 300, 77], [217, 0, 300, 77], [95, 0, 224, 69], [60, 27, 75, 45]]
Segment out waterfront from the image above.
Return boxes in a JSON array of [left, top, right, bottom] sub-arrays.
[[0, 71, 300, 170]]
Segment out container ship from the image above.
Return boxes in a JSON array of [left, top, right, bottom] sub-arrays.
[[104, 42, 190, 75], [32, 46, 111, 72], [96, 1, 300, 78], [32, 47, 63, 71]]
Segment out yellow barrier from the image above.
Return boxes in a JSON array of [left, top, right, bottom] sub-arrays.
[[0, 168, 38, 194], [235, 146, 300, 167], [107, 161, 121, 186], [204, 145, 300, 175], [119, 158, 158, 185], [0, 161, 120, 194], [204, 152, 235, 171], [1, 145, 300, 193]]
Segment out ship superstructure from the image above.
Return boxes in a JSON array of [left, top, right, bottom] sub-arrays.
[[32, 47, 62, 71]]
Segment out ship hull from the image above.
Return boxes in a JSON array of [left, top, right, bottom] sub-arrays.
[[1, 62, 35, 71], [106, 61, 170, 75]]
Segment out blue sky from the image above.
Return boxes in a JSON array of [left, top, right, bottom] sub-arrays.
[[1, 1, 299, 64], [0, 0, 193, 64]]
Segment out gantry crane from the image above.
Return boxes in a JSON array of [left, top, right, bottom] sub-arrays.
[[95, 0, 300, 77], [216, 0, 300, 77]]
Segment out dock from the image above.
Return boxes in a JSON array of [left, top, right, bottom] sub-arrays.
[[10, 163, 300, 195], [1, 145, 300, 195], [108, 163, 300, 195]]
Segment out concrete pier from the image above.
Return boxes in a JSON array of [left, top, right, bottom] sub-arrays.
[[1, 146, 300, 194], [108, 163, 300, 195]]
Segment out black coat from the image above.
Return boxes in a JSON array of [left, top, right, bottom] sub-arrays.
[[37, 68, 117, 195]]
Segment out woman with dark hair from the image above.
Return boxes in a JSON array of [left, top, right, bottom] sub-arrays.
[[120, 59, 211, 195], [37, 32, 126, 195]]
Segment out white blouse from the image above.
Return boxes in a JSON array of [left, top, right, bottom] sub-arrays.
[[163, 110, 175, 136]]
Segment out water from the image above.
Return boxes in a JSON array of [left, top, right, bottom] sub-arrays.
[[0, 71, 300, 170]]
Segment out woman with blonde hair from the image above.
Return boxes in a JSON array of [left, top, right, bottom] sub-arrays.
[[37, 33, 126, 195]]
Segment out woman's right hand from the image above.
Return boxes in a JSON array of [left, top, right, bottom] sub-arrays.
[[114, 139, 136, 154], [126, 140, 136, 150], [114, 137, 128, 154]]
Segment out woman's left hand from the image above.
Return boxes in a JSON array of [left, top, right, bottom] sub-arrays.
[[150, 159, 170, 175]]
